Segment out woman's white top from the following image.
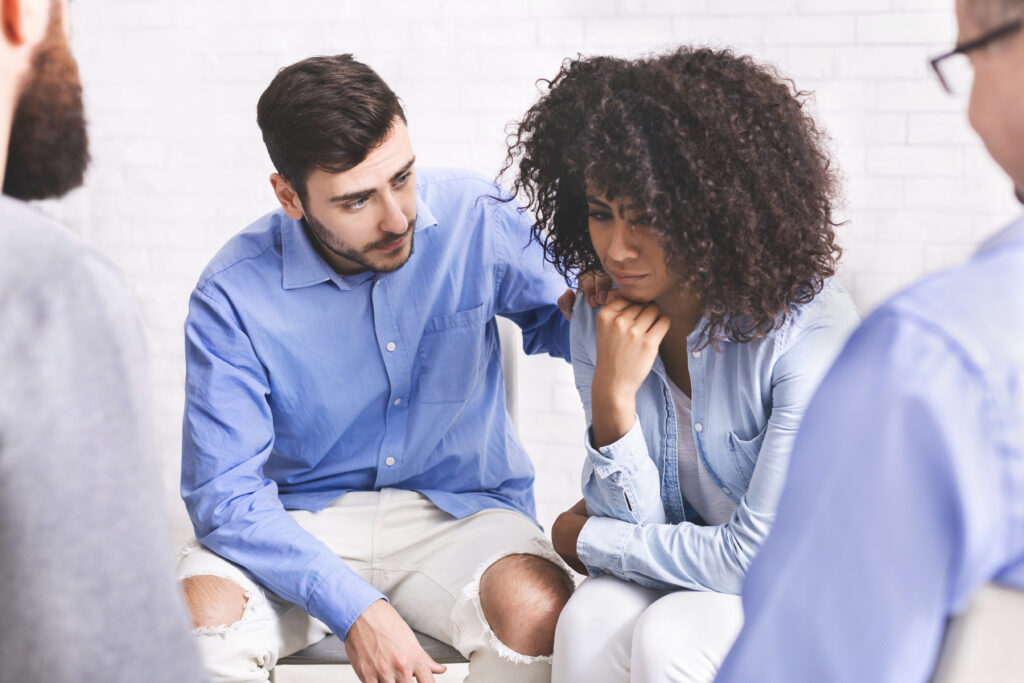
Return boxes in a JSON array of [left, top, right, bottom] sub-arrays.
[[666, 374, 737, 526]]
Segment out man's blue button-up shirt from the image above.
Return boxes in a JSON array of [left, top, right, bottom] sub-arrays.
[[181, 168, 570, 639], [717, 215, 1024, 682]]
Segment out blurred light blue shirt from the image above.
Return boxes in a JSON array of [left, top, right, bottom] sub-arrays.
[[717, 216, 1024, 682], [181, 168, 570, 639], [570, 281, 859, 594]]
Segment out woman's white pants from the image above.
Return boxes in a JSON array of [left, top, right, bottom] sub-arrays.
[[552, 575, 743, 683]]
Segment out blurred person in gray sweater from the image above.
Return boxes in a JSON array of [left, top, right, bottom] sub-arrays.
[[0, 0, 206, 680]]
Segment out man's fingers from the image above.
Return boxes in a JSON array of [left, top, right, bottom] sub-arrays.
[[557, 288, 575, 321], [578, 271, 613, 307], [412, 658, 443, 682], [594, 272, 612, 304], [579, 271, 598, 306]]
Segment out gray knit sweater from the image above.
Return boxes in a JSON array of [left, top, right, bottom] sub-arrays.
[[0, 196, 206, 682]]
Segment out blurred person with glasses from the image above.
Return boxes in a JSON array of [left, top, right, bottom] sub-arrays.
[[717, 0, 1024, 681]]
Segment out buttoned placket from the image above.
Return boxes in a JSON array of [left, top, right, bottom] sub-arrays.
[[686, 336, 738, 502], [371, 274, 411, 485]]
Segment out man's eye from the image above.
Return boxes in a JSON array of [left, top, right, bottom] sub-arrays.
[[347, 198, 368, 210], [394, 172, 411, 186]]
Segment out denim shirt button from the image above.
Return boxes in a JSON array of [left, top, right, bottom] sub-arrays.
[[722, 487, 731, 495], [692, 350, 702, 358], [694, 422, 704, 433]]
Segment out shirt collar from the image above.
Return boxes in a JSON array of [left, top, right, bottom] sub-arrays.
[[976, 212, 1024, 256], [281, 213, 336, 290], [281, 196, 438, 291]]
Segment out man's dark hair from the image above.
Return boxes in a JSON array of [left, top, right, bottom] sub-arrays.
[[256, 54, 405, 201], [503, 47, 842, 349]]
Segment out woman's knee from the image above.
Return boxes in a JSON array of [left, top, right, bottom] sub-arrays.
[[552, 577, 663, 683], [557, 576, 655, 640], [631, 591, 744, 683]]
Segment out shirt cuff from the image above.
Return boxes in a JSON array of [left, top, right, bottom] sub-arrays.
[[577, 516, 635, 578], [585, 415, 646, 473], [306, 566, 387, 639]]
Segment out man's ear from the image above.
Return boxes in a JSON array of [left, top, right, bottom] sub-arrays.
[[270, 173, 305, 220], [2, 0, 46, 47]]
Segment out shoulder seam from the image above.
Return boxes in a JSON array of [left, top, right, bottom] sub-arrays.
[[197, 243, 279, 292]]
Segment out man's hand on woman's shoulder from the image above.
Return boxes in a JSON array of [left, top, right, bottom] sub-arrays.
[[557, 271, 613, 321]]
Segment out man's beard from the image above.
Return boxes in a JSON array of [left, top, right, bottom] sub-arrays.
[[303, 209, 416, 274], [4, 7, 89, 200]]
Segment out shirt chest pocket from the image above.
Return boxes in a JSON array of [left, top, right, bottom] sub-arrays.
[[726, 424, 768, 483], [417, 303, 490, 403]]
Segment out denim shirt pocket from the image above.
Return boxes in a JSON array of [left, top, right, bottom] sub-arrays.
[[418, 303, 488, 403], [726, 424, 768, 483]]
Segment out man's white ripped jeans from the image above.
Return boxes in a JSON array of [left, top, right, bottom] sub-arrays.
[[176, 488, 569, 682]]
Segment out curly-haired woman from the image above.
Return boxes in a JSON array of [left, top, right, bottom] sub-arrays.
[[503, 47, 861, 682]]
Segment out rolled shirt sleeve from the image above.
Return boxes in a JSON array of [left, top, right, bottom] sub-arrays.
[[580, 417, 668, 525]]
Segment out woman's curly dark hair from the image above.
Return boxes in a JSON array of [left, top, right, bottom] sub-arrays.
[[501, 47, 842, 348]]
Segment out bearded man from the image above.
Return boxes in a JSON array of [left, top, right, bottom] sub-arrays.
[[0, 1, 206, 680]]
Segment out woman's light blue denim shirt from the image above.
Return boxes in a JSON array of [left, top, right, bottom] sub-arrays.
[[573, 280, 859, 594]]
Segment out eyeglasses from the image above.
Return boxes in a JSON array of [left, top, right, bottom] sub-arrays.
[[930, 17, 1022, 94]]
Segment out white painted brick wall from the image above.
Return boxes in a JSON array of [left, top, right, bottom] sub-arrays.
[[39, 0, 1020, 575]]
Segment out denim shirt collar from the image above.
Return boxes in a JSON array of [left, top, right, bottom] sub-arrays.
[[281, 196, 438, 291]]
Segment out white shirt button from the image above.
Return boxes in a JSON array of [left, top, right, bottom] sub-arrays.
[[385, 457, 396, 466], [722, 487, 731, 495], [692, 350, 701, 358], [393, 398, 402, 406], [386, 342, 396, 352], [694, 422, 703, 433]]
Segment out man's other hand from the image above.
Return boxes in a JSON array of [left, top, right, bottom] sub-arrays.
[[345, 599, 447, 682]]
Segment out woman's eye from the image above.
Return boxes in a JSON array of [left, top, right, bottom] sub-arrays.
[[587, 210, 612, 221]]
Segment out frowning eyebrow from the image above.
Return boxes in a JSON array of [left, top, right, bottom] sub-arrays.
[[328, 157, 416, 204], [586, 195, 639, 218]]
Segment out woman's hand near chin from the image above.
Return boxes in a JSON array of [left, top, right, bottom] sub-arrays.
[[590, 290, 671, 448]]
